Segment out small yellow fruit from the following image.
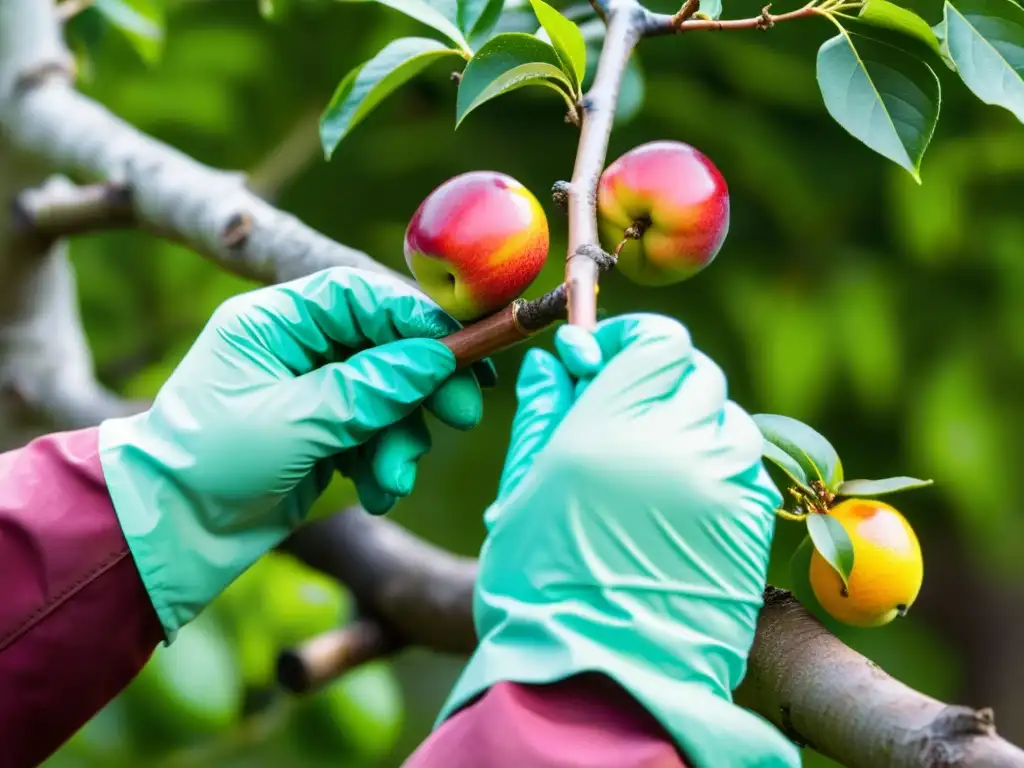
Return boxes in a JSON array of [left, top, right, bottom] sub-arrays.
[[809, 499, 923, 628]]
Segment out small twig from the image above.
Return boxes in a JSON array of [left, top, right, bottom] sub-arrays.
[[441, 251, 617, 368], [12, 180, 134, 240], [649, 3, 820, 35], [671, 0, 701, 26], [551, 180, 571, 214], [276, 618, 397, 694]]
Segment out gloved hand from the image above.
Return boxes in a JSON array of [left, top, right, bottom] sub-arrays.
[[437, 314, 800, 768], [99, 267, 494, 641]]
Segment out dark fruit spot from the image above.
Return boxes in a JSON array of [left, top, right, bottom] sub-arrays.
[[446, 273, 456, 286], [840, 585, 850, 598], [896, 604, 908, 617]]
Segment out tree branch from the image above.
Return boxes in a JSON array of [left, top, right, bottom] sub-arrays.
[[564, 0, 645, 328], [0, 9, 140, 449], [282, 509, 1024, 768], [12, 180, 134, 239], [646, 2, 822, 36]]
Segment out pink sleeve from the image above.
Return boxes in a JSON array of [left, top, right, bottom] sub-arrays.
[[0, 428, 165, 768], [403, 675, 689, 768]]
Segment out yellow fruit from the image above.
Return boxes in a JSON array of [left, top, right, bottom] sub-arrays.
[[809, 499, 923, 628]]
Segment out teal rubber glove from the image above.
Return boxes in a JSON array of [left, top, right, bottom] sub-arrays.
[[99, 267, 494, 641], [437, 314, 800, 768]]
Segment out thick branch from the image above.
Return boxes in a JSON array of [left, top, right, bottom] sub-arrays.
[[0, 9, 139, 447], [283, 509, 1024, 768], [4, 80, 404, 285], [564, 0, 645, 328]]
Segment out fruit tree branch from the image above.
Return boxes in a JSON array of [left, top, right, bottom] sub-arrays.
[[563, 0, 821, 329], [282, 508, 1024, 768], [645, 2, 822, 36], [564, 0, 646, 329], [12, 180, 135, 240]]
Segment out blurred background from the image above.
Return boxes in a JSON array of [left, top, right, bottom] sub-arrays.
[[35, 0, 1023, 764]]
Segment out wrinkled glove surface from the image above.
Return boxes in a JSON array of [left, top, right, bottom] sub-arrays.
[[437, 313, 800, 768], [100, 267, 492, 639]]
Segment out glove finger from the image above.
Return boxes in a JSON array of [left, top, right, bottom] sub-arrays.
[[557, 313, 695, 414], [212, 268, 464, 378], [283, 337, 455, 456], [555, 324, 604, 380], [720, 401, 785, 513], [368, 411, 433, 497], [496, 348, 575, 500], [424, 369, 484, 432], [667, 349, 729, 433], [334, 449, 397, 516]]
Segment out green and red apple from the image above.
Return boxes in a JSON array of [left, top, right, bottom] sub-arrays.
[[598, 140, 729, 286], [404, 171, 549, 322]]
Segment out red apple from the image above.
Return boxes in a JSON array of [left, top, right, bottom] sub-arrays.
[[404, 171, 549, 322], [597, 141, 729, 286]]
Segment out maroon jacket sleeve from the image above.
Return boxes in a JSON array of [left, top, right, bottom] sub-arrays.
[[0, 429, 686, 768], [0, 428, 164, 768], [403, 674, 689, 768]]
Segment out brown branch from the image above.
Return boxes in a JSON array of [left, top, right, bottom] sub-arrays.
[[647, 3, 820, 36], [281, 508, 1024, 768], [442, 251, 617, 367], [277, 618, 397, 694]]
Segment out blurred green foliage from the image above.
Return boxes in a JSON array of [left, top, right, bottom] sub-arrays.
[[42, 0, 1024, 764]]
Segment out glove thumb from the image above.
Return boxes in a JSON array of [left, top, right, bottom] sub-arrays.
[[495, 348, 574, 501]]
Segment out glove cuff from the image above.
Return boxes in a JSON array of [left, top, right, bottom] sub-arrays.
[[98, 413, 291, 642], [438, 630, 801, 768]]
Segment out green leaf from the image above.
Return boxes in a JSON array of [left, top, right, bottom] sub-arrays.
[[371, 0, 471, 51], [762, 440, 811, 489], [855, 0, 945, 58], [806, 513, 855, 588], [816, 29, 941, 182], [789, 535, 825, 615], [456, 32, 576, 126], [699, 0, 723, 21], [320, 38, 464, 159], [753, 414, 844, 490], [944, 0, 1024, 123], [836, 477, 935, 497], [92, 0, 164, 64], [462, 0, 506, 41], [529, 0, 587, 91]]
